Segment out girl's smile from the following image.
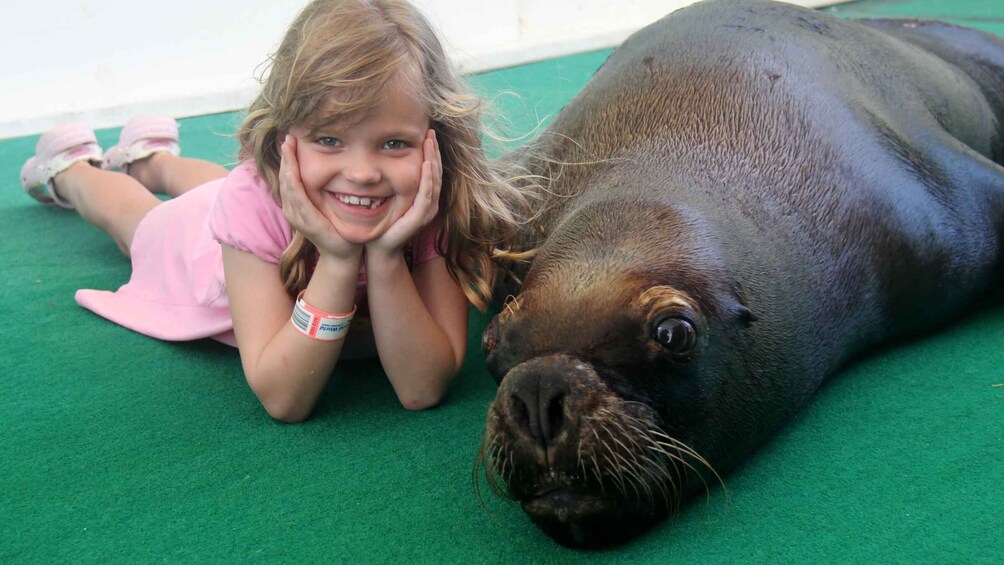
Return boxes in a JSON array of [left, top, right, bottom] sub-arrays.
[[329, 191, 391, 216], [333, 193, 388, 210]]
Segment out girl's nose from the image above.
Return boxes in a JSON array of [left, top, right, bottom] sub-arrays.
[[343, 154, 381, 185]]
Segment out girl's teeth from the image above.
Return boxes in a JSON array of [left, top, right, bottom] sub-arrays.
[[338, 194, 386, 209]]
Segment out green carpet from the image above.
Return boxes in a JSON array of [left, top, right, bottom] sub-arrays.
[[2, 0, 1002, 562]]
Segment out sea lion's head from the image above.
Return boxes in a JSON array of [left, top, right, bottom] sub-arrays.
[[479, 198, 759, 547]]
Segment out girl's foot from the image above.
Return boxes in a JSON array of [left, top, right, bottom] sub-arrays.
[[102, 117, 180, 173], [20, 123, 103, 208]]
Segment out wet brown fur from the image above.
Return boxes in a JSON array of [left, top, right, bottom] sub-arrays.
[[478, 0, 1004, 548]]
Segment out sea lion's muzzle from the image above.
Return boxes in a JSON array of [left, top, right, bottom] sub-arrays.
[[483, 354, 680, 546]]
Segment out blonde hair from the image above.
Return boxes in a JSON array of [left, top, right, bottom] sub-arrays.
[[237, 0, 531, 310]]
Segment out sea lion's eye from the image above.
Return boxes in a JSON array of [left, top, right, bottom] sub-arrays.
[[653, 317, 696, 355], [482, 317, 500, 356]]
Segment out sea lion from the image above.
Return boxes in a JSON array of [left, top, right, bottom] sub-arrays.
[[477, 0, 1004, 548]]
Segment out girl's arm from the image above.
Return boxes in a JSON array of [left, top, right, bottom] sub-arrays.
[[223, 136, 364, 423], [364, 130, 466, 409], [365, 251, 469, 409], [223, 244, 362, 423]]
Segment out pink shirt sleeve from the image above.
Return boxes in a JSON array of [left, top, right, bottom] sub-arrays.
[[208, 161, 292, 264]]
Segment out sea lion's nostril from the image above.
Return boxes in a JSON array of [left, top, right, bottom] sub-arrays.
[[507, 371, 569, 448]]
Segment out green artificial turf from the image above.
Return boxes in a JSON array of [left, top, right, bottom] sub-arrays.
[[1, 0, 1002, 562]]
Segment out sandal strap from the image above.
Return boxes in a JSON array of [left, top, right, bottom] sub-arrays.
[[102, 138, 180, 171], [20, 122, 103, 208], [22, 142, 103, 209], [102, 117, 181, 171]]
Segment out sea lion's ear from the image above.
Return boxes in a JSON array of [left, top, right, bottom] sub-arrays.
[[735, 304, 758, 326]]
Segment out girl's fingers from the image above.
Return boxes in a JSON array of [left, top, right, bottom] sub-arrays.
[[279, 137, 300, 200], [404, 161, 435, 224], [432, 130, 443, 180], [279, 136, 324, 229], [426, 131, 442, 222], [279, 140, 304, 221], [415, 160, 434, 214], [425, 129, 443, 180], [419, 164, 439, 226], [422, 131, 432, 166]]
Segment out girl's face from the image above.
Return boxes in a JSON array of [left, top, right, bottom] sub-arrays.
[[288, 85, 431, 245]]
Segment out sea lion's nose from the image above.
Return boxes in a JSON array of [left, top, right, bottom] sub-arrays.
[[504, 364, 570, 448]]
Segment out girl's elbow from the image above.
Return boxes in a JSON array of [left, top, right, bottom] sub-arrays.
[[264, 402, 312, 423], [397, 367, 458, 410], [251, 382, 313, 423], [397, 380, 452, 411], [398, 392, 443, 411]]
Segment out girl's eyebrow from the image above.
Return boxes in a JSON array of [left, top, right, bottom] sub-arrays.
[[305, 125, 342, 137], [380, 122, 426, 134], [375, 127, 426, 141]]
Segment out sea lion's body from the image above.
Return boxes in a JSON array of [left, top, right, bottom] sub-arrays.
[[479, 0, 1004, 547]]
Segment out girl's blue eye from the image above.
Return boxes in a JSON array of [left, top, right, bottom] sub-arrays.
[[383, 140, 406, 150], [317, 137, 342, 147]]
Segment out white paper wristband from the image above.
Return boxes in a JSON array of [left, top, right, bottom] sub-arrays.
[[291, 291, 355, 342]]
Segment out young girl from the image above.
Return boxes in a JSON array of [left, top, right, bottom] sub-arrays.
[[18, 0, 526, 423]]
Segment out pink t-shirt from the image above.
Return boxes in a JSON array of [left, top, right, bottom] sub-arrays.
[[75, 161, 441, 346]]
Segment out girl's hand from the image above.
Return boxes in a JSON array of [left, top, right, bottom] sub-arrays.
[[367, 129, 442, 256], [279, 135, 361, 260]]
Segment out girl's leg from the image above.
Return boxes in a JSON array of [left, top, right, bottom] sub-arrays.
[[53, 162, 161, 257], [126, 152, 228, 198]]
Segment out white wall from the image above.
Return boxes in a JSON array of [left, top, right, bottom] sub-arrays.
[[0, 0, 835, 139]]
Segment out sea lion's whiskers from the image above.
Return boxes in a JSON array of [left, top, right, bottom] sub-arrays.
[[601, 450, 632, 499], [606, 440, 653, 502], [476, 435, 514, 504], [645, 427, 720, 477], [576, 433, 589, 486], [590, 452, 606, 496], [610, 413, 686, 509], [596, 420, 654, 503], [648, 438, 724, 498], [594, 421, 658, 501], [596, 433, 630, 498], [501, 445, 515, 490]]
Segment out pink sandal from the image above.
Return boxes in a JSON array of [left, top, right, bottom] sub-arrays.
[[20, 123, 103, 208], [102, 117, 180, 172]]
